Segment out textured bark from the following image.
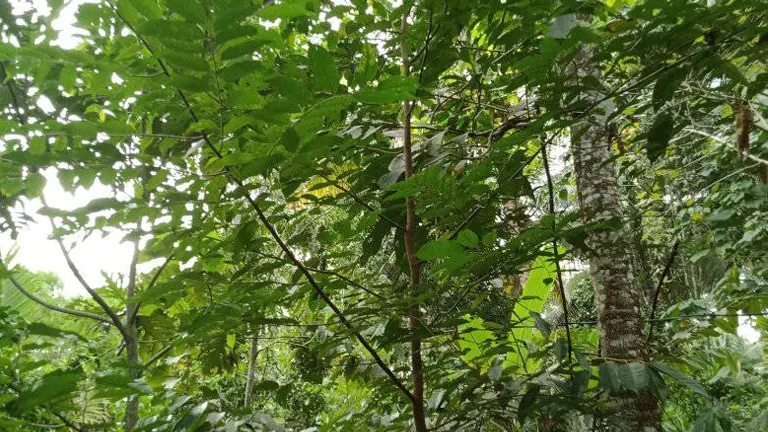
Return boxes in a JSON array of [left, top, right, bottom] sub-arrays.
[[570, 48, 660, 432]]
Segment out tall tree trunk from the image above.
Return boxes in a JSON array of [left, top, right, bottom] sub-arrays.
[[244, 328, 259, 407], [401, 10, 428, 432], [569, 48, 660, 431]]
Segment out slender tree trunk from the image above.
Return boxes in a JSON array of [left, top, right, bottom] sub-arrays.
[[569, 47, 660, 431], [401, 10, 428, 432], [124, 238, 141, 432], [124, 327, 139, 431], [244, 327, 259, 407]]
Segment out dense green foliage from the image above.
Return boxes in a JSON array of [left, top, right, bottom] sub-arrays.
[[0, 0, 766, 430]]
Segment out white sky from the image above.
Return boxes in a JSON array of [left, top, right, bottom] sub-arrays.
[[0, 0, 761, 343], [0, 168, 150, 297]]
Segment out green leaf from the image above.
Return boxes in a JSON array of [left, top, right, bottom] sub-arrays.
[[58, 66, 77, 92], [260, 0, 315, 21], [309, 46, 338, 93], [255, 380, 280, 391], [167, 0, 206, 23], [216, 25, 258, 44], [224, 115, 254, 134], [235, 220, 258, 249], [124, 0, 163, 20], [220, 40, 262, 61], [456, 229, 479, 248], [27, 322, 84, 341], [691, 410, 718, 432], [617, 362, 649, 392], [599, 361, 621, 394], [76, 168, 97, 189], [161, 50, 210, 72], [175, 401, 208, 431], [710, 56, 748, 85], [217, 152, 256, 167], [92, 373, 152, 399], [356, 76, 418, 104], [517, 385, 540, 425], [416, 239, 464, 261], [172, 74, 211, 92], [530, 311, 551, 339], [646, 113, 674, 163], [707, 208, 734, 222], [25, 173, 46, 198], [280, 127, 300, 152], [9, 370, 82, 414], [649, 362, 708, 397], [652, 67, 686, 111], [28, 136, 46, 154], [141, 20, 204, 40]]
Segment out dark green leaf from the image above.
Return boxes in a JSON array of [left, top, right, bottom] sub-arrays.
[[167, 0, 206, 23], [652, 67, 687, 111], [356, 76, 418, 104], [309, 46, 339, 93], [9, 370, 82, 414], [649, 362, 708, 397], [456, 229, 479, 248], [646, 113, 675, 162]]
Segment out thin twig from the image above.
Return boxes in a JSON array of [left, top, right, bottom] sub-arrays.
[[249, 249, 385, 300], [127, 253, 174, 323], [41, 193, 128, 340], [541, 142, 573, 366], [144, 345, 173, 368], [6, 274, 112, 324], [647, 240, 681, 342]]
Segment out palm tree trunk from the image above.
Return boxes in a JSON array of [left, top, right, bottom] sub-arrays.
[[570, 47, 660, 431]]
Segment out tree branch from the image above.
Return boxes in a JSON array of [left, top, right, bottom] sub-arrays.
[[40, 195, 129, 341], [250, 249, 385, 300], [144, 344, 173, 368], [128, 252, 175, 323], [6, 274, 112, 325]]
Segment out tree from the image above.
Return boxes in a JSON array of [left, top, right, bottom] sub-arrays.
[[569, 44, 660, 429]]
